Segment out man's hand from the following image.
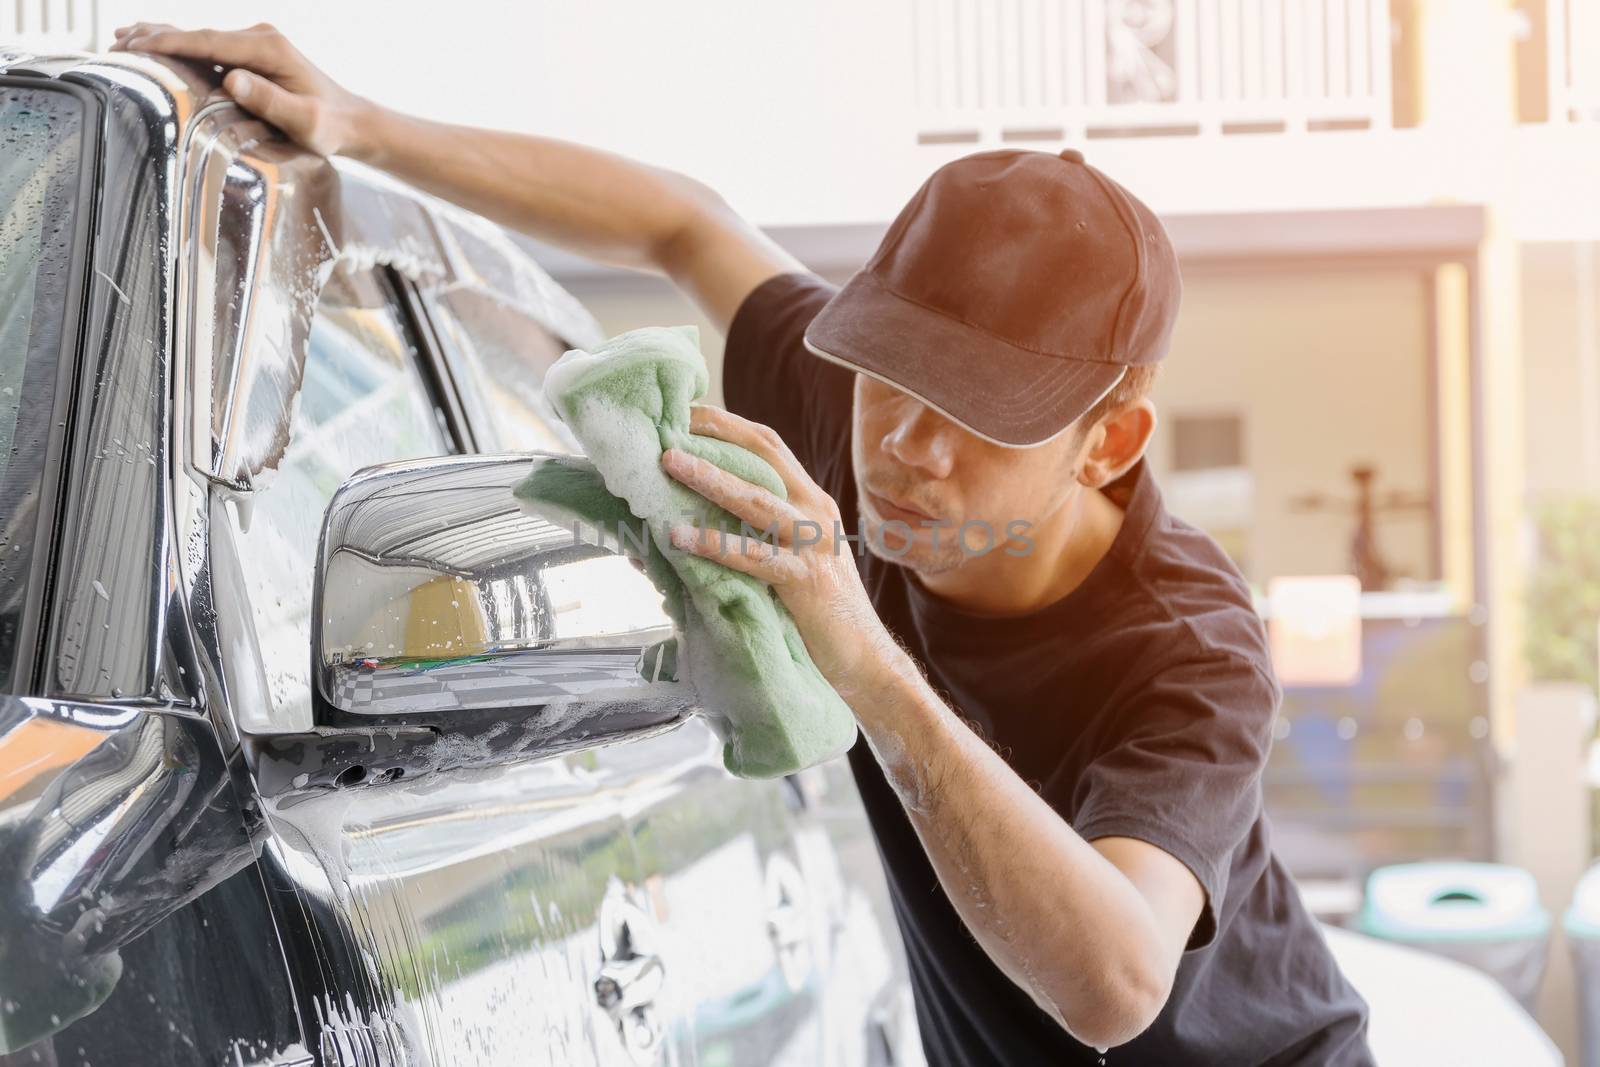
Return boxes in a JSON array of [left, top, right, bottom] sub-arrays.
[[109, 21, 796, 330], [661, 405, 914, 704], [111, 22, 373, 159], [665, 404, 1203, 1049]]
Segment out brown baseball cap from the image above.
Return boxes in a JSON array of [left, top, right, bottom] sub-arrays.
[[803, 148, 1181, 447]]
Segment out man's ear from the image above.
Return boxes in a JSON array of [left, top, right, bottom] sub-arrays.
[[1077, 398, 1157, 488]]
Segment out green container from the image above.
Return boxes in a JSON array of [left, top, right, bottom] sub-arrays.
[[1356, 861, 1550, 1013]]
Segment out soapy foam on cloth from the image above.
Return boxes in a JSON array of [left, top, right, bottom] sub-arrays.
[[514, 325, 858, 778]]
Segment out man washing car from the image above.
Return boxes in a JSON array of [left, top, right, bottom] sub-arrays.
[[112, 22, 1372, 1064]]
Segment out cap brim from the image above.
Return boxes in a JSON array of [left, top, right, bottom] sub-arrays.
[[803, 272, 1127, 448]]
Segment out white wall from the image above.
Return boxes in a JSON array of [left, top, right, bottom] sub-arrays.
[[95, 0, 1600, 234], [1522, 242, 1600, 497], [1147, 266, 1435, 586]]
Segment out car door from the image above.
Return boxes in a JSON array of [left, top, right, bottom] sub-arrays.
[[412, 253, 808, 1064], [417, 219, 919, 1066], [172, 99, 776, 1059], [206, 255, 686, 1066]]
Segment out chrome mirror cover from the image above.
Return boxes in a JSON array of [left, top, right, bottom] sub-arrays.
[[312, 453, 679, 727]]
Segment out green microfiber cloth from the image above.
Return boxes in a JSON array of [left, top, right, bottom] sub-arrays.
[[512, 325, 858, 779]]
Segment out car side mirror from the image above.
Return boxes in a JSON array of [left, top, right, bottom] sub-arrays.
[[311, 454, 681, 729]]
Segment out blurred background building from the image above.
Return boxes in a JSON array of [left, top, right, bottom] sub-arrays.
[[8, 0, 1599, 1055]]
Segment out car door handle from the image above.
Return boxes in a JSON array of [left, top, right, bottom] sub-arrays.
[[595, 887, 667, 1064], [766, 899, 808, 956], [594, 950, 665, 1015], [765, 855, 814, 991]]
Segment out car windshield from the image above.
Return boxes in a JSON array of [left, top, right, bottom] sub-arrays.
[[0, 85, 87, 691]]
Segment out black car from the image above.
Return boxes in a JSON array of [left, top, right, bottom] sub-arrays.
[[0, 47, 918, 1067]]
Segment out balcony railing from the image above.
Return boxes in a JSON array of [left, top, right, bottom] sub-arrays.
[[1, 0, 100, 54], [1545, 0, 1600, 121], [912, 0, 1394, 144]]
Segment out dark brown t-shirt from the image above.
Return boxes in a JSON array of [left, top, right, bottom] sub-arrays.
[[722, 271, 1373, 1066]]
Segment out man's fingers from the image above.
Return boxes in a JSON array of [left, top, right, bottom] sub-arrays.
[[222, 69, 315, 140], [110, 22, 180, 51], [688, 405, 818, 498], [668, 524, 804, 584], [661, 447, 809, 543], [116, 24, 347, 157], [117, 25, 293, 76], [113, 22, 176, 38]]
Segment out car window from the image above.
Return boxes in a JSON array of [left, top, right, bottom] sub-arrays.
[[425, 287, 581, 454], [0, 85, 87, 692], [228, 267, 454, 725]]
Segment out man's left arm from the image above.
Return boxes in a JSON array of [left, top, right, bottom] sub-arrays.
[[662, 405, 1206, 1051], [839, 649, 1206, 1049]]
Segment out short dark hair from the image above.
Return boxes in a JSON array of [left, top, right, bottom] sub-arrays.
[[1078, 363, 1158, 432]]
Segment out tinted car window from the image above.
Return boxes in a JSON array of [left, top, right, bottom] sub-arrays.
[[426, 288, 579, 453], [230, 268, 454, 720], [0, 86, 86, 691]]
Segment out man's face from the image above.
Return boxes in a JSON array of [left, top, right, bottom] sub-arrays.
[[849, 374, 1091, 575]]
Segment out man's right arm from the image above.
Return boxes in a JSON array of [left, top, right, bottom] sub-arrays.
[[111, 21, 800, 332]]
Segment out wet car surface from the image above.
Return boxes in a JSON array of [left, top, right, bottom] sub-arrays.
[[0, 47, 918, 1067]]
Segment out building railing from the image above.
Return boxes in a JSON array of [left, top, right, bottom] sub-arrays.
[[1, 0, 99, 54], [912, 0, 1394, 145], [1545, 0, 1600, 121]]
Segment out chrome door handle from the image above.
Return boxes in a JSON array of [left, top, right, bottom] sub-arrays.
[[595, 950, 665, 1015], [765, 855, 813, 991], [766, 899, 808, 955], [596, 886, 667, 1065]]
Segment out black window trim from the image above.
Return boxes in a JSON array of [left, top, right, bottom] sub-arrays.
[[390, 270, 479, 455]]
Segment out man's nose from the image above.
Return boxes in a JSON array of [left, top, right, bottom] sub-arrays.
[[882, 405, 956, 479]]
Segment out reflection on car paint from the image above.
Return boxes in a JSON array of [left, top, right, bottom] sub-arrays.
[[0, 697, 299, 1060], [0, 47, 919, 1067]]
